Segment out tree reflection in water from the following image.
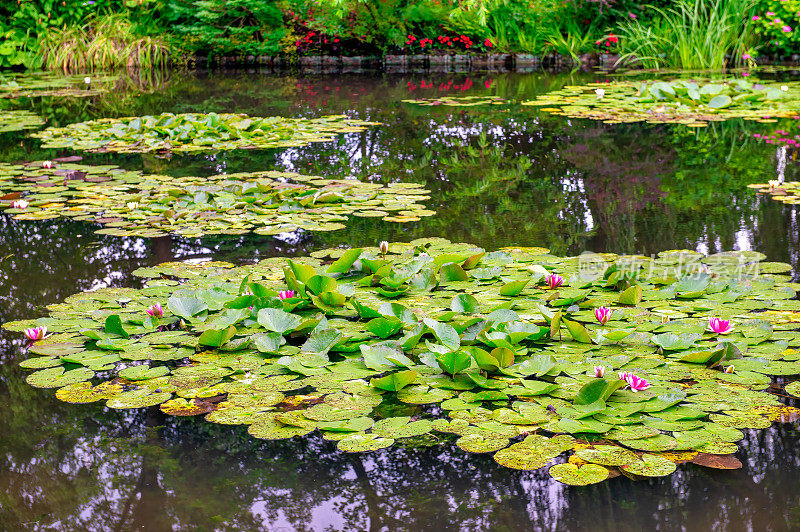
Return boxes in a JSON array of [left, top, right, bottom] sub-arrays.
[[1, 70, 800, 530]]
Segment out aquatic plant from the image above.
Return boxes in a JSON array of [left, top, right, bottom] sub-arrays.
[[615, 0, 756, 70], [5, 238, 800, 486], [0, 72, 119, 98], [0, 110, 44, 133], [524, 79, 800, 126], [401, 96, 509, 107], [0, 159, 433, 238], [32, 112, 379, 153], [748, 179, 800, 204], [595, 307, 612, 325]]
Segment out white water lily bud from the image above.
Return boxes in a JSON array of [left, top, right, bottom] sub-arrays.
[[379, 241, 389, 254], [595, 88, 605, 99], [84, 77, 91, 84], [724, 365, 735, 374], [781, 85, 789, 92]]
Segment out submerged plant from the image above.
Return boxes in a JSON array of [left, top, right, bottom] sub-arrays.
[[6, 238, 800, 487]]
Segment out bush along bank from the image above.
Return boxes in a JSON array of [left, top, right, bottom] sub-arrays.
[[2, 0, 800, 73]]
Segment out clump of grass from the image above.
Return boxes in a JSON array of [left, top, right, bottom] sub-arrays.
[[617, 0, 756, 70], [37, 13, 180, 72]]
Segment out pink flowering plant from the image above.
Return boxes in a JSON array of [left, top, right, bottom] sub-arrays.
[[752, 0, 800, 54]]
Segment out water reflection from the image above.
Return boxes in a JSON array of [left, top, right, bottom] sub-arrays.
[[1, 70, 800, 530]]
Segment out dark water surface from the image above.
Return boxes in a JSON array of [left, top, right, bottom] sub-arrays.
[[2, 70, 800, 531]]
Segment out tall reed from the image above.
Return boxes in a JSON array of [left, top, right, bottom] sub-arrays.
[[617, 0, 756, 70], [37, 13, 179, 72]]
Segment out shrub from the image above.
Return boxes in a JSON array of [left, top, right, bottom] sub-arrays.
[[751, 0, 799, 56]]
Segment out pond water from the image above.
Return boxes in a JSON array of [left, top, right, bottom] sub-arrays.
[[2, 70, 800, 530]]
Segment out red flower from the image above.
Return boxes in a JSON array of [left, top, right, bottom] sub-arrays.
[[609, 35, 618, 43], [484, 38, 493, 47], [333, 38, 339, 43]]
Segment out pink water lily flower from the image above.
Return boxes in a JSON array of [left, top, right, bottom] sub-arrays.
[[24, 326, 47, 341], [545, 273, 563, 289], [594, 365, 606, 377], [146, 303, 163, 318], [279, 290, 295, 300], [41, 160, 53, 169], [708, 317, 733, 334], [595, 307, 612, 325], [619, 371, 650, 392], [10, 200, 29, 209]]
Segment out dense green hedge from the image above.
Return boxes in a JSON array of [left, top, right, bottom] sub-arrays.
[[0, 0, 794, 70]]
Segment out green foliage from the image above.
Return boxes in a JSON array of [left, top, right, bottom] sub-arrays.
[[36, 13, 177, 71], [525, 78, 800, 126], [162, 0, 286, 56], [0, 158, 432, 238], [616, 0, 756, 69], [6, 238, 800, 487], [751, 0, 800, 55]]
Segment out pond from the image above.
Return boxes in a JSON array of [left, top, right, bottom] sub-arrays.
[[2, 69, 800, 531]]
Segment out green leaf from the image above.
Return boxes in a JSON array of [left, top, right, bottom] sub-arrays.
[[366, 317, 403, 338], [575, 378, 608, 405], [451, 294, 479, 313], [618, 285, 642, 305], [257, 308, 302, 334], [370, 370, 418, 391], [499, 279, 529, 296], [104, 315, 130, 338], [326, 248, 362, 274], [168, 296, 208, 320], [423, 318, 461, 351], [436, 350, 472, 376], [564, 319, 592, 344], [301, 329, 343, 356], [198, 326, 236, 347], [440, 262, 469, 282], [305, 275, 338, 295], [708, 94, 732, 109]]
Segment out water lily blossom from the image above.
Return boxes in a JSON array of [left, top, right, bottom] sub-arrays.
[[24, 326, 47, 341], [279, 290, 295, 300], [708, 317, 733, 334], [379, 241, 389, 256], [10, 199, 29, 209], [619, 371, 650, 391], [146, 303, 163, 318], [84, 76, 91, 84], [595, 88, 605, 99], [594, 365, 606, 377], [781, 85, 789, 91], [545, 273, 564, 289], [595, 307, 612, 325], [42, 160, 53, 169], [724, 365, 735, 374]]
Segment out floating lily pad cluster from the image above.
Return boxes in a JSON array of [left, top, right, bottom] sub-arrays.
[[0, 159, 433, 238], [747, 180, 800, 205], [522, 79, 800, 126], [402, 96, 509, 107], [32, 112, 379, 153], [7, 238, 800, 485], [0, 73, 118, 98], [0, 110, 45, 133]]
